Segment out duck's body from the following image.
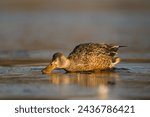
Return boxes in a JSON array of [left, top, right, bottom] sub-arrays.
[[42, 43, 124, 74]]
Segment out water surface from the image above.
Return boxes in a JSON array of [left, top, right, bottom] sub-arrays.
[[0, 60, 149, 100]]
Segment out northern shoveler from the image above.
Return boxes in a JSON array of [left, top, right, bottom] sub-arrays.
[[42, 43, 125, 74]]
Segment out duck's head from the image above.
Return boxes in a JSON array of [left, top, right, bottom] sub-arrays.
[[41, 52, 70, 74]]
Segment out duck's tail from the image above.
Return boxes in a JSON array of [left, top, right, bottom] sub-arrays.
[[119, 45, 127, 48], [108, 45, 127, 56]]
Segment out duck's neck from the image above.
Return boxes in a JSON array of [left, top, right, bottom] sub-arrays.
[[63, 58, 76, 72], [63, 58, 70, 68]]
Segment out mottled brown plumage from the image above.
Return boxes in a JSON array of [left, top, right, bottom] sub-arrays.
[[42, 43, 124, 74]]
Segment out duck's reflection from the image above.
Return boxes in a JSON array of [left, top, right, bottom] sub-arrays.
[[49, 71, 119, 87], [49, 71, 119, 99]]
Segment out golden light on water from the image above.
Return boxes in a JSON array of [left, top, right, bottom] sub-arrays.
[[98, 84, 109, 100], [49, 71, 119, 87]]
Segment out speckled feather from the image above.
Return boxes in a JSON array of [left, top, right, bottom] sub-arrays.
[[65, 43, 122, 72]]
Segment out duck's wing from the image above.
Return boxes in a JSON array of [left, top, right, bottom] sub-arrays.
[[68, 43, 126, 59], [67, 43, 125, 71], [68, 43, 92, 58]]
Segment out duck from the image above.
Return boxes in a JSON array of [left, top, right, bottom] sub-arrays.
[[42, 43, 125, 74]]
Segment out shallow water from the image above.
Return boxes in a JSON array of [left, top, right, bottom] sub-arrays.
[[0, 61, 150, 100]]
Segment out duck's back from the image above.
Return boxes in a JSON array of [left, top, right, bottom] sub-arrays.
[[66, 43, 121, 72]]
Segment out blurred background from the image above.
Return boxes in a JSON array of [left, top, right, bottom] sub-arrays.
[[0, 0, 150, 60]]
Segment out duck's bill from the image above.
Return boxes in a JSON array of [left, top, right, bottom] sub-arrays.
[[41, 64, 56, 74]]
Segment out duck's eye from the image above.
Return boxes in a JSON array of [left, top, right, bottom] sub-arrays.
[[50, 62, 54, 65]]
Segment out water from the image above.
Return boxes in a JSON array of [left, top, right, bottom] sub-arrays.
[[0, 61, 149, 99]]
